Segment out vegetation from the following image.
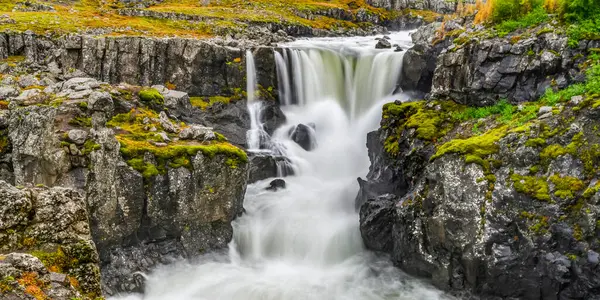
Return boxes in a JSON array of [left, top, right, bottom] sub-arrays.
[[138, 88, 164, 106], [0, 0, 424, 37], [474, 0, 600, 43], [106, 107, 247, 176]]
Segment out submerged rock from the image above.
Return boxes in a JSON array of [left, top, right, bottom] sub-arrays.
[[248, 153, 294, 183], [289, 123, 317, 151], [375, 38, 392, 49], [266, 179, 286, 191]]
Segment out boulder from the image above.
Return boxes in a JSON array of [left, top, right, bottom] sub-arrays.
[[178, 125, 215, 141], [17, 74, 40, 88], [289, 123, 317, 151], [266, 178, 286, 191], [248, 153, 294, 183], [375, 38, 392, 49], [159, 111, 179, 134], [0, 86, 19, 99], [67, 129, 88, 145]]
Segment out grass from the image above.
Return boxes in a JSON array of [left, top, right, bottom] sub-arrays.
[[0, 0, 420, 37], [495, 7, 549, 37]]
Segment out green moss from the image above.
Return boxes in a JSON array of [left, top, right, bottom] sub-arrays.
[[138, 88, 164, 106], [511, 173, 551, 202], [549, 174, 584, 199], [540, 144, 570, 160], [529, 165, 540, 173], [583, 181, 600, 198], [525, 137, 546, 148], [432, 126, 506, 160], [127, 158, 160, 178], [81, 140, 101, 155], [69, 116, 92, 128], [78, 101, 88, 110], [168, 156, 192, 169], [520, 211, 550, 234], [190, 96, 233, 110]]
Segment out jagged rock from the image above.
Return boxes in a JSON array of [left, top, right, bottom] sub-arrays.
[[538, 106, 553, 114], [178, 125, 215, 141], [184, 100, 250, 147], [289, 123, 317, 151], [156, 131, 170, 142], [0, 182, 102, 297], [248, 153, 294, 183], [9, 106, 70, 186], [375, 38, 392, 49], [400, 22, 446, 94], [61, 77, 100, 91], [13, 0, 56, 12], [366, 0, 467, 13], [159, 111, 179, 133], [17, 74, 40, 88], [153, 85, 193, 118], [0, 86, 19, 99], [266, 179, 286, 191], [1, 75, 16, 86], [430, 25, 591, 105], [67, 129, 88, 145], [87, 91, 114, 113], [13, 88, 45, 105], [357, 101, 600, 299]]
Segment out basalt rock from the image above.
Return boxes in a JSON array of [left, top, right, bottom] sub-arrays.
[[0, 181, 102, 299], [248, 153, 294, 183], [366, 0, 471, 14], [0, 78, 250, 296], [430, 25, 599, 106], [289, 123, 317, 151], [357, 100, 600, 299]]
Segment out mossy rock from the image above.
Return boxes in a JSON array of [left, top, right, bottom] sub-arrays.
[[138, 88, 164, 106]]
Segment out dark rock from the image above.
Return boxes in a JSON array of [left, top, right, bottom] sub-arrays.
[[375, 38, 392, 49], [289, 123, 317, 151], [248, 153, 294, 183], [266, 178, 286, 191]]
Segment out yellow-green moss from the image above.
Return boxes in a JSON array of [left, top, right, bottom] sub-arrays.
[[525, 137, 546, 148], [432, 126, 506, 160], [520, 211, 550, 234], [190, 96, 232, 110], [81, 140, 101, 155], [138, 88, 164, 106], [511, 173, 551, 202], [549, 173, 584, 199]]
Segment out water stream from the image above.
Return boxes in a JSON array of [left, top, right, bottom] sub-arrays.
[[114, 32, 451, 300]]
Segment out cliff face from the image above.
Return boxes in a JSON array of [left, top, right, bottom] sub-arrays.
[[358, 98, 600, 299], [0, 181, 102, 299], [366, 0, 465, 13], [0, 70, 250, 295]]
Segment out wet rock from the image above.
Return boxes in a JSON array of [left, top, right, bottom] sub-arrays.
[[248, 153, 294, 183], [375, 38, 392, 49], [266, 179, 286, 191], [289, 123, 317, 151]]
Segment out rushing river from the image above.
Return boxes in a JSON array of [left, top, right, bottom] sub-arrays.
[[113, 31, 452, 300]]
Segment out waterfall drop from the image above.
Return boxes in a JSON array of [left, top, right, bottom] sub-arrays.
[[111, 32, 453, 300]]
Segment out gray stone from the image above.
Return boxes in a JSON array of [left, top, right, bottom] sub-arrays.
[[68, 129, 88, 145], [539, 106, 553, 114], [159, 111, 179, 133], [17, 74, 40, 88], [179, 125, 215, 141], [0, 86, 19, 99]]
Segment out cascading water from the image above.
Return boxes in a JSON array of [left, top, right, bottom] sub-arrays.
[[113, 32, 453, 300]]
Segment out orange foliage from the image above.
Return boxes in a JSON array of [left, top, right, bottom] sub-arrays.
[[474, 0, 494, 23], [18, 273, 47, 300], [456, 0, 477, 17]]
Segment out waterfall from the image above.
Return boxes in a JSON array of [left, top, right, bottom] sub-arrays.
[[111, 32, 453, 300], [245, 50, 268, 151]]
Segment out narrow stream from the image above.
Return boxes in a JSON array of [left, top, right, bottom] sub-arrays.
[[115, 31, 452, 300]]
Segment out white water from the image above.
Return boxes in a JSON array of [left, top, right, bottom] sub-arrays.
[[112, 32, 451, 300]]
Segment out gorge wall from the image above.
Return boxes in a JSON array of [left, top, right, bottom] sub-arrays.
[[358, 16, 600, 300]]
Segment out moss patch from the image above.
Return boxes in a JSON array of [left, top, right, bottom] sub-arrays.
[[511, 173, 551, 202], [138, 88, 164, 106]]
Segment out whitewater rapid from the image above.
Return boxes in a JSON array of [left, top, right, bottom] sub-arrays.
[[112, 32, 452, 300]]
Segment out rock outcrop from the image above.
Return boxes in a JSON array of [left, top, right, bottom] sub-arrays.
[[0, 181, 102, 299], [358, 99, 600, 299], [366, 0, 468, 13], [0, 76, 250, 295]]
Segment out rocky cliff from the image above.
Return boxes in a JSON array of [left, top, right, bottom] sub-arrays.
[[0, 181, 102, 299], [401, 17, 600, 106], [0, 68, 251, 295], [367, 0, 468, 14], [358, 53, 600, 299]]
